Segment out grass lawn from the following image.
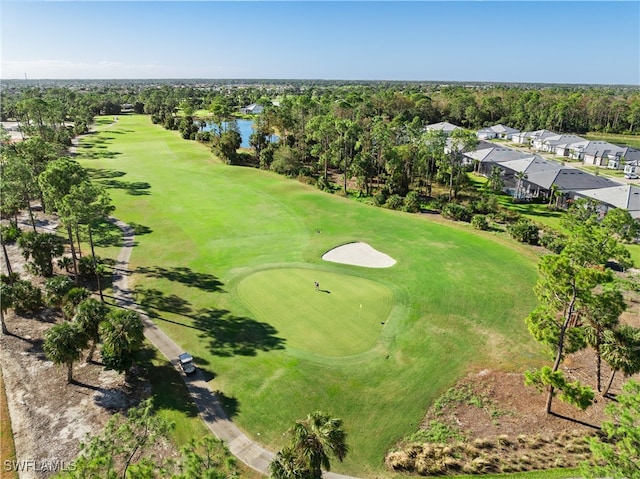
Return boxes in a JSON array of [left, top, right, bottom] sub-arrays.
[[77, 115, 544, 476]]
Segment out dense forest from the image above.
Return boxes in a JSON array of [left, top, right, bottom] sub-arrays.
[[2, 80, 639, 212]]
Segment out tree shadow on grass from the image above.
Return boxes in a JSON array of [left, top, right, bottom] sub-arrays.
[[91, 219, 124, 247], [85, 168, 126, 180], [137, 345, 200, 418], [100, 179, 151, 196], [191, 307, 286, 357], [136, 266, 224, 293], [135, 286, 194, 317]]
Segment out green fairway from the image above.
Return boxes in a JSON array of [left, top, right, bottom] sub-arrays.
[[237, 268, 393, 356], [77, 115, 543, 476]]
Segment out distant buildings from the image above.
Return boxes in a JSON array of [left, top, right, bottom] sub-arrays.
[[455, 122, 640, 219]]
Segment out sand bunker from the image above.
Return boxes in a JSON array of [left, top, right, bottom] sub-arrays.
[[322, 242, 396, 268]]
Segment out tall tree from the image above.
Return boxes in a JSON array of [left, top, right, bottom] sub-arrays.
[[582, 289, 626, 393], [444, 129, 477, 200], [524, 200, 635, 413], [38, 158, 89, 280]]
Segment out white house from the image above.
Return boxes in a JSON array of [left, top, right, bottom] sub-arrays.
[[624, 160, 640, 176], [239, 103, 264, 115], [477, 124, 520, 140], [425, 121, 461, 135], [537, 134, 585, 155]]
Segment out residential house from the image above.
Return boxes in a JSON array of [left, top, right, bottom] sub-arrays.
[[464, 147, 530, 176], [519, 129, 557, 148], [536, 134, 585, 155], [573, 184, 640, 220], [623, 159, 640, 176], [476, 124, 520, 140], [498, 156, 563, 199], [425, 121, 461, 135], [524, 167, 618, 199], [608, 147, 640, 170], [239, 103, 264, 115]]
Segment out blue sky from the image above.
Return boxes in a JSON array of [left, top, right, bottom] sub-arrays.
[[1, 1, 638, 84]]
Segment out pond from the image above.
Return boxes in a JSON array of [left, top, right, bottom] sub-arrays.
[[202, 118, 277, 148]]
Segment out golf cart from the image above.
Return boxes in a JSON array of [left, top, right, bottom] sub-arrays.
[[178, 352, 196, 375]]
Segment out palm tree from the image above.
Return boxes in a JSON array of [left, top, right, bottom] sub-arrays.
[[269, 446, 307, 479], [601, 325, 640, 396], [43, 321, 88, 383], [74, 298, 110, 362], [100, 309, 145, 373], [270, 411, 348, 479], [515, 171, 528, 200], [489, 165, 504, 193], [582, 290, 625, 392]]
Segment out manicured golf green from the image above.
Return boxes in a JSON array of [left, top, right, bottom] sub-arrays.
[[77, 115, 543, 476], [237, 268, 393, 356]]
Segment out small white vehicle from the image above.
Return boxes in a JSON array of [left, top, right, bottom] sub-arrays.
[[178, 353, 196, 375], [624, 173, 639, 179]]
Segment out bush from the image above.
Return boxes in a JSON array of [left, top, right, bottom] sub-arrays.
[[539, 230, 567, 253], [385, 194, 404, 210], [44, 275, 74, 307], [507, 219, 539, 245], [79, 255, 103, 278], [441, 203, 472, 222], [402, 191, 421, 213], [0, 222, 21, 243], [11, 280, 44, 315], [270, 145, 300, 176], [471, 195, 499, 215], [471, 214, 490, 230]]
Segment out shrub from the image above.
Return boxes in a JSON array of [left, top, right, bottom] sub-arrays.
[[44, 275, 74, 307], [539, 230, 567, 253], [402, 191, 421, 213], [385, 194, 404, 210], [79, 255, 103, 278], [507, 219, 539, 245], [470, 195, 499, 215], [471, 214, 489, 230], [0, 222, 21, 243], [441, 203, 472, 222], [11, 280, 44, 315]]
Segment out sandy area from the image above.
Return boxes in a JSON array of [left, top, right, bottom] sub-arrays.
[[322, 242, 396, 268]]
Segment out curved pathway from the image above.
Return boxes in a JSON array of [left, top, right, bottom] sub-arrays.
[[110, 218, 359, 479]]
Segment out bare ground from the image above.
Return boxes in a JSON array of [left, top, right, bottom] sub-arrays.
[[0, 215, 152, 479]]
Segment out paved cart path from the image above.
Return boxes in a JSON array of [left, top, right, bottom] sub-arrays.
[[110, 218, 359, 479]]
